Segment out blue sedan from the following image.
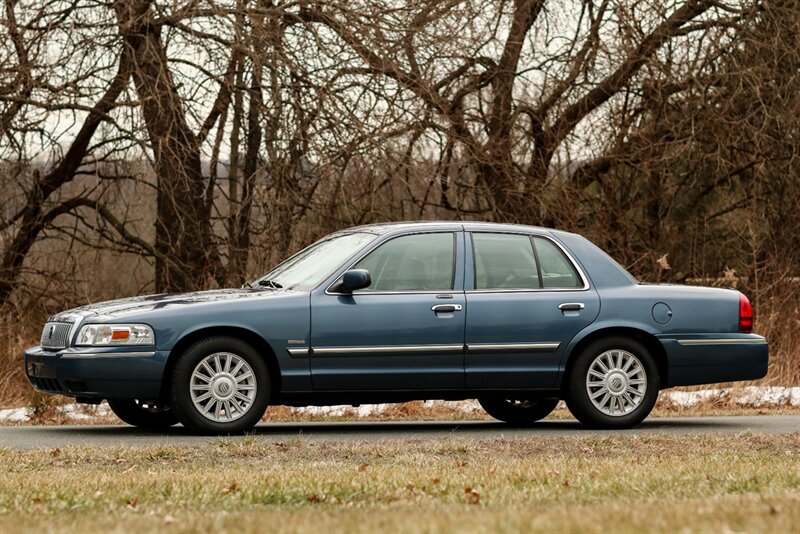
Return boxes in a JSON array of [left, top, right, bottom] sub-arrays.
[[25, 222, 768, 433]]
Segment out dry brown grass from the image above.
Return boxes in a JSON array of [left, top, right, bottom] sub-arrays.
[[0, 434, 798, 533]]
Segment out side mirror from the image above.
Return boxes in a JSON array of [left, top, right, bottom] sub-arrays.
[[339, 269, 371, 292]]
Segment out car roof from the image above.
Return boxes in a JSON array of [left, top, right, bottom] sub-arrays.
[[344, 220, 566, 236]]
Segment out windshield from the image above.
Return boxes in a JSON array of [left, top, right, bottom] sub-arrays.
[[252, 232, 377, 290]]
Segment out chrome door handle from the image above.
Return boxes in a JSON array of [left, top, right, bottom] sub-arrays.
[[432, 304, 463, 313], [558, 302, 585, 311]]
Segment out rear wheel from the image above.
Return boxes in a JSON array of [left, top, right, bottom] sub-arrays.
[[107, 399, 178, 429], [564, 336, 659, 429], [478, 397, 559, 425], [171, 337, 270, 435]]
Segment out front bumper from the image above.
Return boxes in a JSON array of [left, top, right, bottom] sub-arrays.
[[24, 346, 169, 400], [659, 334, 769, 387]]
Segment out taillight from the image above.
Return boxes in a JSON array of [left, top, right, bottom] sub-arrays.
[[739, 293, 753, 333]]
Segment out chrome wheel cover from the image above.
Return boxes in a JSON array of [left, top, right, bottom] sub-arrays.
[[190, 352, 257, 423], [585, 349, 647, 416]]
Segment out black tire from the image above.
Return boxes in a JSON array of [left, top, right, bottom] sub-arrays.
[[478, 397, 559, 425], [564, 336, 660, 429], [170, 336, 270, 435], [107, 399, 179, 429]]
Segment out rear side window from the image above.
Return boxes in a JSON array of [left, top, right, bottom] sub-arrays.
[[353, 233, 455, 291], [533, 237, 582, 288], [473, 233, 539, 289], [472, 233, 583, 290]]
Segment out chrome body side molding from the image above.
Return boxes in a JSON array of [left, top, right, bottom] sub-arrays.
[[312, 344, 464, 355], [466, 342, 560, 352], [676, 337, 767, 346], [60, 351, 156, 359]]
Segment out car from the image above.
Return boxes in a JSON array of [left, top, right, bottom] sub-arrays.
[[25, 222, 768, 433]]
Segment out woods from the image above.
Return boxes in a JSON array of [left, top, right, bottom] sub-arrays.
[[0, 0, 797, 310]]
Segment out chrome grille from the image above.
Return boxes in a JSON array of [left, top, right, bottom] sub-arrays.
[[40, 322, 72, 350]]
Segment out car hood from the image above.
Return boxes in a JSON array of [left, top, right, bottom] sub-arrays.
[[49, 288, 298, 322]]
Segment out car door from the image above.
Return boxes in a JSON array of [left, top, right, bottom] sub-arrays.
[[309, 231, 466, 390], [464, 231, 600, 389]]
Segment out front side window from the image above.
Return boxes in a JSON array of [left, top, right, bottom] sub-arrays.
[[352, 233, 455, 291]]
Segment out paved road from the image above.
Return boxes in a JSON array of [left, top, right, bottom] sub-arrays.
[[0, 415, 797, 450]]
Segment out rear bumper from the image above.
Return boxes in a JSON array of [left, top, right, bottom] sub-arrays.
[[659, 334, 768, 387], [24, 346, 168, 400]]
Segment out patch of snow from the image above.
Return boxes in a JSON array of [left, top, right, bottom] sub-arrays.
[[55, 403, 112, 420], [662, 386, 800, 407], [288, 403, 391, 417], [0, 407, 31, 422]]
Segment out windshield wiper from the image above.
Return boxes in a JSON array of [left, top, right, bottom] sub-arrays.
[[257, 279, 283, 289]]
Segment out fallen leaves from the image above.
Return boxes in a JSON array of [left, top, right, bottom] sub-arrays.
[[222, 481, 239, 494], [464, 487, 480, 505]]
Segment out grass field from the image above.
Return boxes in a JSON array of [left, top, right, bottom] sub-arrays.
[[0, 434, 798, 533]]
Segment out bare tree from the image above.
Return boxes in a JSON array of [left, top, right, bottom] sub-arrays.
[[0, 1, 136, 303]]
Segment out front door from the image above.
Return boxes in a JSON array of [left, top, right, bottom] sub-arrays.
[[310, 231, 466, 390], [464, 231, 600, 389]]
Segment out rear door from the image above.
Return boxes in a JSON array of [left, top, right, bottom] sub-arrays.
[[464, 231, 600, 389], [310, 231, 466, 390]]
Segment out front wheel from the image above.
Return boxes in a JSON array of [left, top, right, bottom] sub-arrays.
[[171, 337, 270, 435], [564, 336, 660, 429], [478, 397, 559, 425], [107, 399, 179, 429]]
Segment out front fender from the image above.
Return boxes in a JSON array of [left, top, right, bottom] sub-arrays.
[[151, 293, 311, 392]]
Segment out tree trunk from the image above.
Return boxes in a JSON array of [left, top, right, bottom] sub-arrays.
[[115, 0, 218, 292]]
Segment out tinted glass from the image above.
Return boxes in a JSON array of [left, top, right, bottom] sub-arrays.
[[256, 232, 376, 290], [353, 233, 455, 291], [473, 233, 539, 289], [533, 237, 582, 288]]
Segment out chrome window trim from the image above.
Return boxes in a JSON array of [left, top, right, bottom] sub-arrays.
[[467, 231, 590, 292], [327, 289, 462, 297], [313, 344, 464, 355], [466, 287, 590, 294], [676, 338, 767, 346], [324, 230, 460, 296], [60, 351, 156, 359], [466, 342, 561, 352]]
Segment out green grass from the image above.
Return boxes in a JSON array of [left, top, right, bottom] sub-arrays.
[[1, 433, 799, 532]]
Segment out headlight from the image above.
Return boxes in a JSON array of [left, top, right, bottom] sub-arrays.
[[76, 324, 155, 346]]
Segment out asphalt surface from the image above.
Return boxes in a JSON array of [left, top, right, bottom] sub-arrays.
[[0, 415, 797, 450]]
